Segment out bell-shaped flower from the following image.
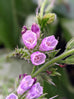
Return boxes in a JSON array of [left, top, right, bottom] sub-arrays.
[[22, 30, 37, 49], [17, 75, 34, 95], [26, 82, 43, 99], [31, 51, 46, 66], [39, 35, 58, 51]]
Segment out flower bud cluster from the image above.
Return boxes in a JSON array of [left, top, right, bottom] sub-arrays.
[[22, 23, 58, 66]]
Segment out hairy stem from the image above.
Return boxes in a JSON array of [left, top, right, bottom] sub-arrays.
[[32, 49, 74, 77], [31, 66, 37, 75]]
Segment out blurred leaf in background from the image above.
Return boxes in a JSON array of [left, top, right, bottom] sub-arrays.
[[0, 0, 37, 49]]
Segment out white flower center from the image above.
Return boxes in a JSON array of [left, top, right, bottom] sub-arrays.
[[27, 38, 34, 43]]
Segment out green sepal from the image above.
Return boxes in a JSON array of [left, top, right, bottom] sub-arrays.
[[8, 47, 30, 60]]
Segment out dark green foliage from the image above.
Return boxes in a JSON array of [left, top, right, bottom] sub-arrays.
[[43, 67, 74, 99], [0, 0, 37, 49]]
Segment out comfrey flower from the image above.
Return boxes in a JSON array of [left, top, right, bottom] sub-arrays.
[[39, 35, 58, 51], [17, 75, 34, 95], [31, 23, 40, 39], [31, 51, 46, 66], [22, 30, 37, 49], [26, 82, 43, 99], [6, 93, 18, 99], [21, 25, 27, 34]]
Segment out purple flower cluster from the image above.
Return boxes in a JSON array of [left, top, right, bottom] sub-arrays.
[[21, 23, 58, 66], [17, 75, 34, 95], [6, 22, 59, 99], [17, 75, 43, 99], [6, 75, 43, 99]]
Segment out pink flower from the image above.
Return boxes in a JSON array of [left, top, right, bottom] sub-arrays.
[[6, 93, 18, 99], [39, 35, 58, 51], [31, 23, 40, 39], [17, 75, 34, 95], [21, 25, 27, 34], [22, 30, 37, 49], [31, 51, 46, 66], [26, 82, 43, 99]]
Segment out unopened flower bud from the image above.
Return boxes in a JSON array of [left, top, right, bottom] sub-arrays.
[[33, 77, 37, 84], [43, 13, 56, 24], [21, 25, 27, 34], [31, 23, 40, 39], [19, 73, 27, 79], [59, 64, 66, 68], [46, 70, 52, 75]]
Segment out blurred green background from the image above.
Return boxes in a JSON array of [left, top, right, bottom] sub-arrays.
[[0, 0, 74, 99]]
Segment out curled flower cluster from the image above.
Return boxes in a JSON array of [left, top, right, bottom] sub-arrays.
[[6, 75, 43, 99], [17, 75, 43, 99], [22, 23, 58, 66]]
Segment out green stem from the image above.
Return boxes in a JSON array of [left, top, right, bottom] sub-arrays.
[[32, 49, 74, 78], [31, 66, 37, 75], [40, 0, 47, 19]]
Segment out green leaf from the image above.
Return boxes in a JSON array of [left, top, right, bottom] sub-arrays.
[[62, 38, 74, 64], [0, 0, 36, 49], [66, 38, 74, 51]]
